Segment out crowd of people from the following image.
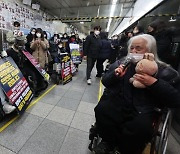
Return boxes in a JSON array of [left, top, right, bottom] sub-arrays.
[[83, 22, 180, 153], [1, 21, 84, 115], [0, 19, 180, 154], [84, 19, 177, 86]]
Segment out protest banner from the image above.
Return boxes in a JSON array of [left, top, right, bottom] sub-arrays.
[[69, 43, 82, 64], [0, 57, 33, 114], [61, 53, 72, 85], [22, 50, 50, 83]]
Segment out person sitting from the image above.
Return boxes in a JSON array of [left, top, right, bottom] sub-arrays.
[[93, 34, 180, 154]]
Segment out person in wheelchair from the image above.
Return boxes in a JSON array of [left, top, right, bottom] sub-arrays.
[[6, 37, 48, 97], [93, 34, 180, 154]]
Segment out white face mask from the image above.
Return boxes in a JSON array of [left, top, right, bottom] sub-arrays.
[[58, 45, 63, 48], [31, 31, 35, 35], [127, 53, 144, 63], [94, 30, 100, 35], [36, 33, 41, 38]]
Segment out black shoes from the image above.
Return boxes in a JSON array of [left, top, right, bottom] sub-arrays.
[[96, 74, 102, 78], [93, 141, 115, 154]]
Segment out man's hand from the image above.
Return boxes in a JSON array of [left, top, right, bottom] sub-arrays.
[[115, 65, 127, 77], [133, 73, 157, 86]]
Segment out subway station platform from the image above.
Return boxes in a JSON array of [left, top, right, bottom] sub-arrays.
[[0, 61, 179, 154]]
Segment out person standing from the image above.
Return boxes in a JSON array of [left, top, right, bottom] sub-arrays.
[[6, 21, 26, 46], [96, 32, 112, 77], [30, 28, 49, 69], [84, 26, 102, 85], [25, 28, 36, 54]]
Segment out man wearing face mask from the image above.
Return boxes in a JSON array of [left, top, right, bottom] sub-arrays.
[[6, 21, 26, 46], [84, 26, 102, 85], [93, 34, 180, 154]]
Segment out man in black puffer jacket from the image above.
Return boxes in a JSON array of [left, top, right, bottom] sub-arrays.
[[84, 26, 102, 85], [93, 34, 180, 154]]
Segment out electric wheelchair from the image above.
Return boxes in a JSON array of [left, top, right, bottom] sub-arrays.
[[88, 108, 172, 154]]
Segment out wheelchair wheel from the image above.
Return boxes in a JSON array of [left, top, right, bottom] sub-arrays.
[[88, 123, 102, 151], [150, 109, 172, 154]]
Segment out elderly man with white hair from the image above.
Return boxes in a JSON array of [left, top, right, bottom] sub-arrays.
[[93, 34, 180, 154]]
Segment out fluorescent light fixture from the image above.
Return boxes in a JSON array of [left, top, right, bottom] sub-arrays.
[[106, 0, 118, 32], [112, 0, 164, 35]]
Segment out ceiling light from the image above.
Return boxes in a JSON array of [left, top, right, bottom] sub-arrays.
[[106, 0, 118, 32]]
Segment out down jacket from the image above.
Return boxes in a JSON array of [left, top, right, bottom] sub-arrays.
[[95, 60, 180, 123]]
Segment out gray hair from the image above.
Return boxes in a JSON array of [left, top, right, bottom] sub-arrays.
[[127, 34, 164, 64]]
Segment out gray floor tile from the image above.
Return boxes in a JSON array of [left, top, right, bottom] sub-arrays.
[[0, 145, 15, 154], [85, 85, 99, 94], [56, 97, 80, 111], [81, 93, 98, 104], [0, 113, 43, 153], [56, 82, 73, 90], [18, 119, 68, 154], [26, 102, 54, 118], [70, 112, 95, 132], [59, 128, 92, 154], [39, 93, 62, 105], [166, 133, 180, 154], [77, 101, 97, 116], [48, 87, 67, 97], [63, 90, 84, 101], [69, 83, 86, 92], [46, 106, 75, 126]]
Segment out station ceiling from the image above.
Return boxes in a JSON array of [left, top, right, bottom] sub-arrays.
[[35, 0, 136, 35]]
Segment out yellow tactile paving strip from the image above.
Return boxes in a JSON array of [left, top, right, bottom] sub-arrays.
[[0, 84, 57, 133]]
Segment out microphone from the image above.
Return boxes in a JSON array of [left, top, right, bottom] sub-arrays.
[[121, 56, 133, 71]]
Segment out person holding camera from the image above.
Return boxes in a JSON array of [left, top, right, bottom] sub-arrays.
[[93, 34, 180, 154]]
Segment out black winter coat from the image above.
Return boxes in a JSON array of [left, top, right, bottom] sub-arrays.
[[98, 39, 112, 59], [95, 60, 180, 123], [84, 34, 101, 58], [153, 29, 173, 64]]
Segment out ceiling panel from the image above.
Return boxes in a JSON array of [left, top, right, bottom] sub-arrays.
[[33, 0, 136, 35]]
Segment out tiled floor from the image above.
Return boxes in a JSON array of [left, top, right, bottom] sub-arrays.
[[0, 61, 99, 154], [0, 61, 179, 154]]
